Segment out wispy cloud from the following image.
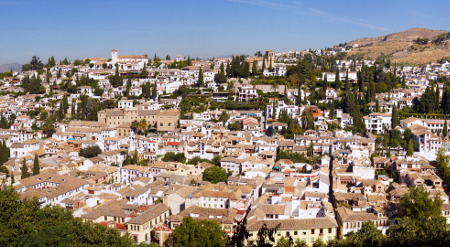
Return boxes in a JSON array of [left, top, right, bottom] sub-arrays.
[[228, 0, 390, 32]]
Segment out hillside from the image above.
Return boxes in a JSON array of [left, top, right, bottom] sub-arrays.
[[0, 63, 21, 72], [346, 28, 450, 64]]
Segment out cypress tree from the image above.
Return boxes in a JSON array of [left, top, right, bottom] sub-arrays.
[[375, 99, 380, 112], [269, 57, 273, 71], [33, 153, 40, 175], [187, 56, 192, 66], [297, 87, 302, 106], [272, 101, 276, 119], [141, 63, 148, 77], [220, 63, 224, 74], [407, 139, 414, 155], [444, 120, 448, 138], [323, 74, 328, 91], [244, 62, 250, 78], [152, 83, 157, 100], [344, 69, 349, 91], [198, 68, 204, 87], [262, 57, 266, 72], [0, 142, 4, 165], [132, 150, 138, 164], [252, 61, 258, 76], [2, 140, 7, 162], [391, 104, 399, 128], [441, 86, 449, 114], [21, 159, 29, 179], [435, 83, 440, 112], [329, 103, 335, 119], [357, 71, 363, 92], [335, 68, 341, 90], [62, 94, 69, 114], [71, 102, 76, 119], [126, 76, 132, 97], [11, 172, 14, 185]]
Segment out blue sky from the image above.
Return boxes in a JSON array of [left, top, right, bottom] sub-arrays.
[[0, 0, 449, 64]]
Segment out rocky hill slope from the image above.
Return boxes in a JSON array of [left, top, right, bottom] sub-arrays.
[[346, 28, 450, 64]]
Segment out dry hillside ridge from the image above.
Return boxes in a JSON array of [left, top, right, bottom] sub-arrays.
[[346, 28, 450, 65]]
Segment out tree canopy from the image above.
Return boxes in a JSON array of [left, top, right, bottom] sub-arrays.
[[172, 216, 228, 247], [202, 166, 228, 184], [79, 145, 102, 158], [0, 187, 135, 246]]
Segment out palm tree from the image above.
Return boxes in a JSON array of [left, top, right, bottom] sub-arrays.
[[131, 120, 140, 134], [139, 119, 148, 135]]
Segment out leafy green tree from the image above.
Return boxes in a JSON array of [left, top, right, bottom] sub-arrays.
[[22, 56, 44, 71], [256, 223, 280, 247], [202, 166, 227, 184], [0, 187, 135, 246], [387, 186, 449, 247], [400, 186, 442, 219], [219, 111, 230, 124], [20, 159, 29, 179], [413, 86, 437, 113], [33, 153, 40, 175], [229, 216, 249, 247], [276, 236, 293, 247], [172, 216, 228, 247], [212, 155, 222, 166], [162, 152, 186, 163], [229, 121, 242, 131], [79, 145, 102, 158]]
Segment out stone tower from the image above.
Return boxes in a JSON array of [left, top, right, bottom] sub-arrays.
[[111, 49, 118, 64]]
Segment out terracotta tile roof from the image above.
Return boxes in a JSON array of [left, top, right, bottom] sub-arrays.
[[127, 204, 169, 225], [247, 217, 338, 231]]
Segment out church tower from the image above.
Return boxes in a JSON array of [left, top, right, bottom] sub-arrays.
[[111, 49, 118, 64]]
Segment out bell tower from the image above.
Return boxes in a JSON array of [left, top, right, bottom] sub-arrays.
[[111, 49, 118, 64]]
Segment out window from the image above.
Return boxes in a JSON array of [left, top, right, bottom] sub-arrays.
[[294, 231, 298, 236], [311, 229, 315, 234], [104, 216, 107, 221], [328, 228, 332, 233]]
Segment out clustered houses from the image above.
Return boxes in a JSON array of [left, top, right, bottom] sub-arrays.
[[1, 47, 450, 247]]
